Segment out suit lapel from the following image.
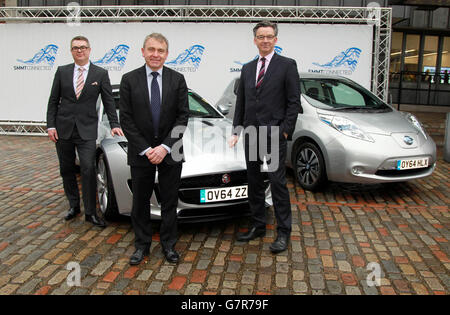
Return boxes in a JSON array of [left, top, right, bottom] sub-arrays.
[[138, 65, 154, 123], [248, 59, 258, 93], [161, 66, 171, 120], [68, 63, 77, 100]]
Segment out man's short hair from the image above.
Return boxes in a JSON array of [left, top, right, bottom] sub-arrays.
[[71, 36, 90, 48], [143, 33, 169, 51], [253, 21, 278, 37]]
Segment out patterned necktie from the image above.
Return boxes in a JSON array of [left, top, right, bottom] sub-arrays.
[[150, 72, 161, 137], [256, 57, 266, 89], [75, 67, 85, 99]]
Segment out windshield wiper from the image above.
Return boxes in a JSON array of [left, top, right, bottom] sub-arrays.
[[191, 114, 220, 118], [334, 106, 368, 111]]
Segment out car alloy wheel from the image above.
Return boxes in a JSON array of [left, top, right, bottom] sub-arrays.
[[295, 142, 326, 191], [96, 153, 119, 220]]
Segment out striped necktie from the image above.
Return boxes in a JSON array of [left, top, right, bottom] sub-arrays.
[[256, 57, 266, 89], [75, 67, 85, 99]]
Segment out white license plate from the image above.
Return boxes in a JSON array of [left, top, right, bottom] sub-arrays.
[[396, 158, 429, 170], [200, 185, 248, 203]]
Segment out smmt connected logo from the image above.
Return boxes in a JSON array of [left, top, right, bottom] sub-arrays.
[[15, 44, 58, 71], [92, 44, 130, 71], [230, 46, 283, 72], [165, 45, 205, 73], [310, 47, 362, 75]]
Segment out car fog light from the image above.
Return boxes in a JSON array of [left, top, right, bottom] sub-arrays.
[[352, 166, 364, 175]]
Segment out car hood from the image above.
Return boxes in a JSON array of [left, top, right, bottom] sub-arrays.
[[316, 109, 417, 135], [182, 118, 246, 177]]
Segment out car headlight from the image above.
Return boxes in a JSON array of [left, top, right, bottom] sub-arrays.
[[405, 113, 427, 140], [319, 114, 374, 142]]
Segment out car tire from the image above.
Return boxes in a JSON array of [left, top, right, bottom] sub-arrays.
[[96, 153, 120, 220], [294, 142, 326, 191]]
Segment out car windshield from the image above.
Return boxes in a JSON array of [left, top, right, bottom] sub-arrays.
[[104, 90, 222, 120], [188, 92, 222, 118], [300, 78, 391, 112]]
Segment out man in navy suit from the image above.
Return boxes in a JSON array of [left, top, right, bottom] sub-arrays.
[[230, 21, 301, 253], [119, 33, 189, 265], [47, 36, 123, 227]]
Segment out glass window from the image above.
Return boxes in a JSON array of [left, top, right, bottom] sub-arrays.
[[440, 37, 450, 84], [390, 32, 403, 74], [188, 92, 222, 118], [422, 35, 439, 82], [404, 35, 420, 71], [300, 78, 388, 111]]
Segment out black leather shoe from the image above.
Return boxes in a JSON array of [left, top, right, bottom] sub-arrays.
[[130, 248, 150, 265], [270, 234, 289, 254], [163, 247, 180, 264], [85, 214, 107, 228], [236, 227, 266, 242], [64, 207, 80, 221]]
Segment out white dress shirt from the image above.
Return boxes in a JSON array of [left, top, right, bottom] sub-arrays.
[[73, 62, 90, 94], [140, 65, 171, 156], [255, 50, 275, 84]]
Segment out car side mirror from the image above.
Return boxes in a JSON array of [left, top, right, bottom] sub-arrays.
[[233, 78, 240, 96], [217, 104, 230, 115]]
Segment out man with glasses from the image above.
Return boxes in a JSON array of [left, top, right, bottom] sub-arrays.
[[46, 36, 123, 227], [230, 21, 301, 254]]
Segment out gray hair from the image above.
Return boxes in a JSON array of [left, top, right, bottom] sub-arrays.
[[253, 21, 278, 37], [143, 33, 169, 51], [71, 35, 90, 48]]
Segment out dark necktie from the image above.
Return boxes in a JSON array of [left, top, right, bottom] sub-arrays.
[[150, 72, 161, 137], [256, 57, 266, 89]]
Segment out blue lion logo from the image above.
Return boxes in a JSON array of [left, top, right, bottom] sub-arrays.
[[92, 44, 130, 67], [313, 47, 362, 71], [166, 45, 205, 69], [17, 44, 58, 66]]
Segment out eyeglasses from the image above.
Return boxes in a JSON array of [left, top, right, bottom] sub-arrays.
[[71, 46, 89, 52], [255, 35, 276, 40]]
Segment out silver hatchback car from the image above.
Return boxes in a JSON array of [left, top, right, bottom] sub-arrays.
[[216, 73, 437, 191]]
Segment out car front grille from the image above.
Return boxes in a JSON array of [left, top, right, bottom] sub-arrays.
[[128, 171, 270, 206], [178, 171, 269, 205], [179, 171, 250, 189]]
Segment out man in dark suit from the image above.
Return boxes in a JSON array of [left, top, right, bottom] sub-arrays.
[[230, 21, 301, 253], [119, 33, 189, 265], [47, 36, 124, 227]]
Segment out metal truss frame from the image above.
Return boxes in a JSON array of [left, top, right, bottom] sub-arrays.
[[0, 5, 392, 135], [0, 121, 47, 136]]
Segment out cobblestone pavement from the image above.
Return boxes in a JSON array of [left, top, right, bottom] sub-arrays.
[[0, 136, 449, 295]]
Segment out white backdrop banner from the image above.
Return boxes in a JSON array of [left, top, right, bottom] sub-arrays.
[[0, 22, 373, 122]]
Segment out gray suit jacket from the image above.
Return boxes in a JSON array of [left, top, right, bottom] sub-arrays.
[[46, 62, 120, 140]]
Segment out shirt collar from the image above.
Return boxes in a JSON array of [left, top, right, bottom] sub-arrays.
[[75, 62, 90, 72], [259, 50, 275, 63], [145, 64, 163, 77]]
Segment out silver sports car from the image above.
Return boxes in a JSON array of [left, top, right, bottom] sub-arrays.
[[95, 86, 272, 221], [216, 73, 436, 191]]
